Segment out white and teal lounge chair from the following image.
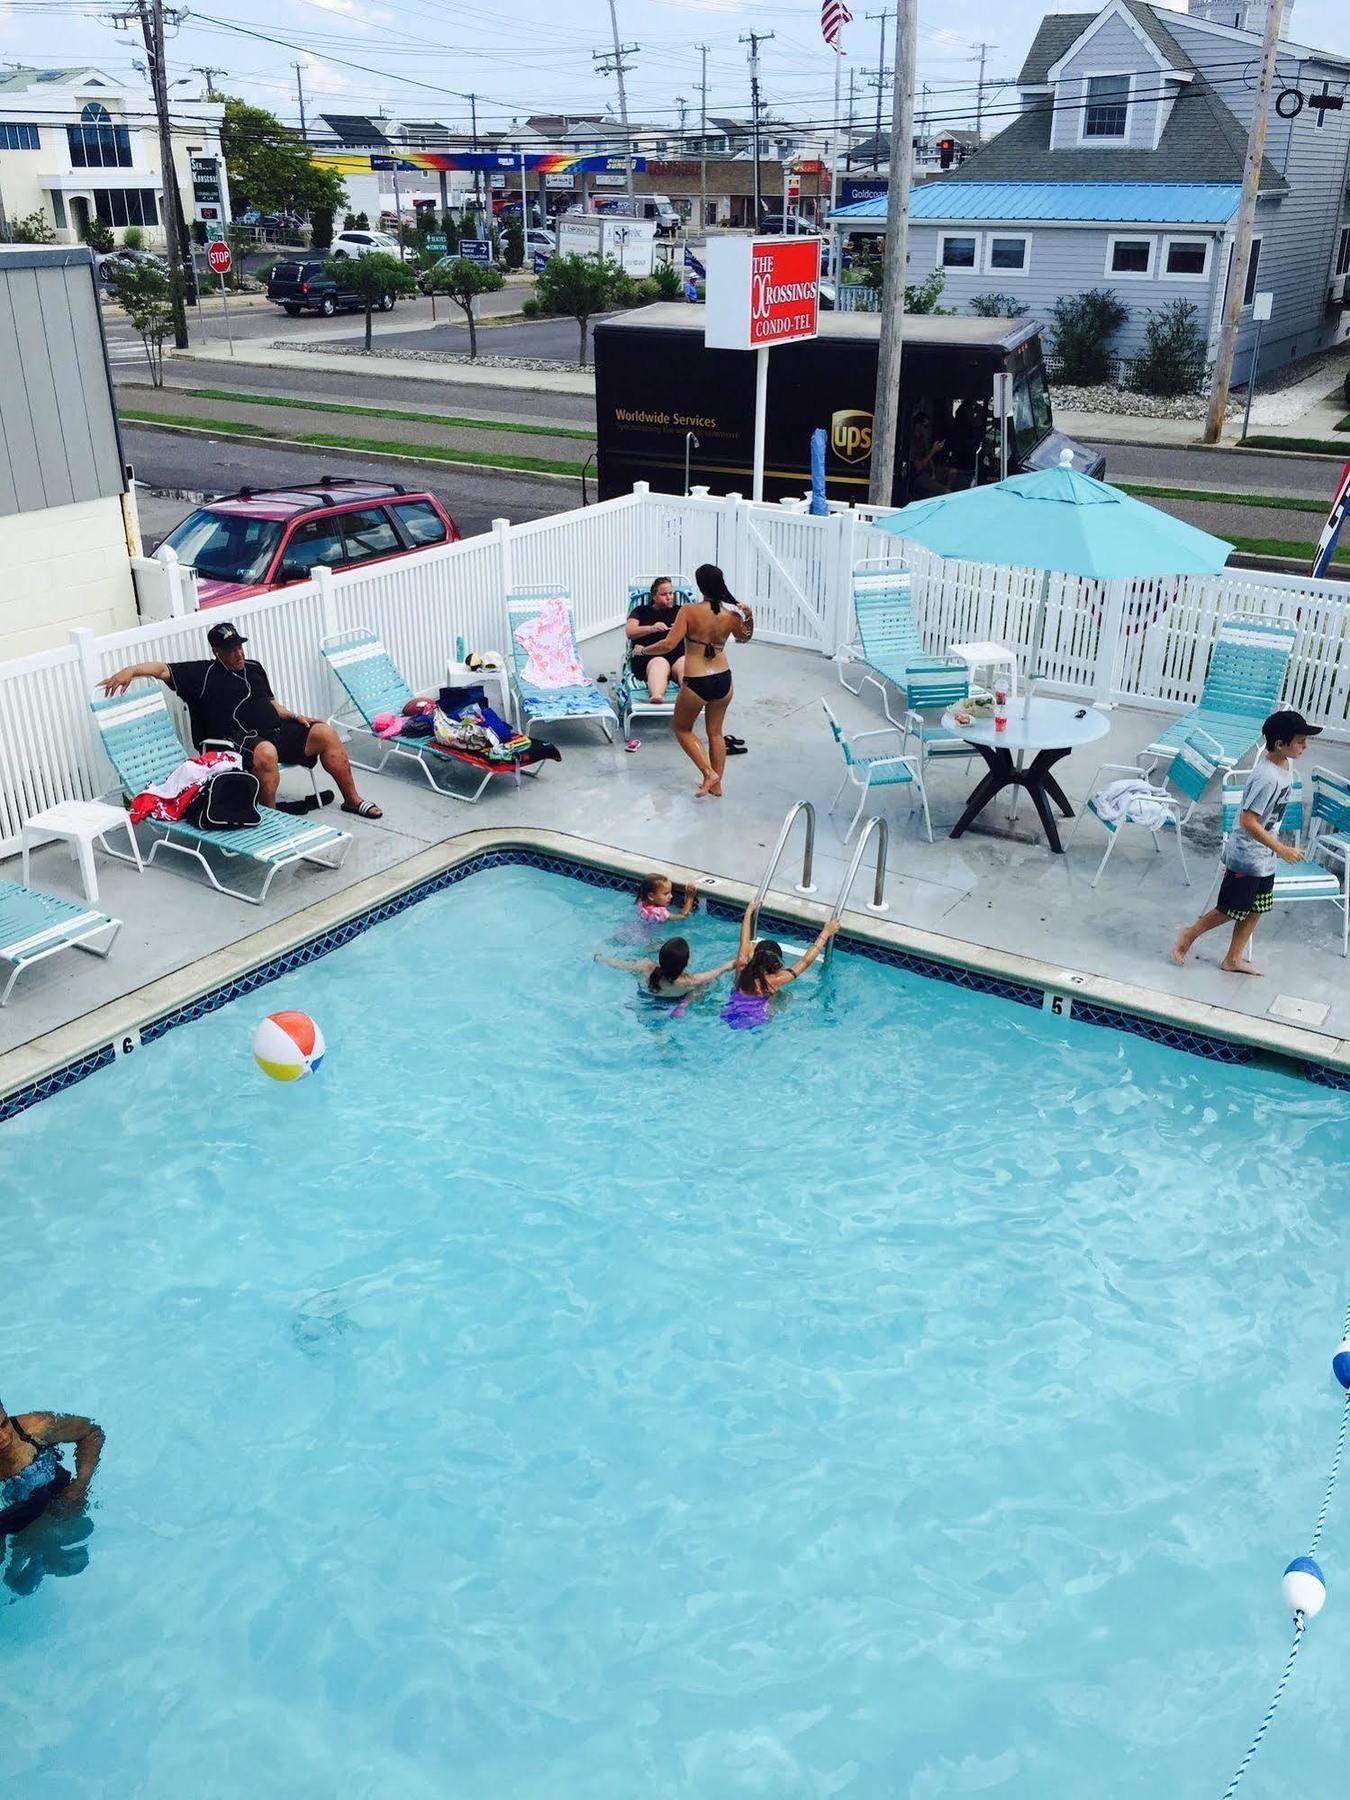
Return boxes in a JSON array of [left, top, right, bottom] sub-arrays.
[[1143, 615, 1296, 770], [91, 687, 351, 905], [837, 559, 953, 729], [0, 879, 121, 1006], [1215, 767, 1348, 956], [321, 628, 539, 804], [822, 698, 932, 842], [616, 573, 694, 737], [506, 588, 615, 742], [1068, 729, 1222, 889]]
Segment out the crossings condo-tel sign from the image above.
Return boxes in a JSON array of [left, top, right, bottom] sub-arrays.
[[703, 235, 822, 351]]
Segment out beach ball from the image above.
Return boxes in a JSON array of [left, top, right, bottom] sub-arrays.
[[252, 1010, 325, 1082], [1282, 1556, 1326, 1620], [1333, 1338, 1350, 1390]]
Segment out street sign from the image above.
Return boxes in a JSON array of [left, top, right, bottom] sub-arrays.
[[206, 240, 232, 275], [460, 238, 492, 266], [424, 233, 448, 254]]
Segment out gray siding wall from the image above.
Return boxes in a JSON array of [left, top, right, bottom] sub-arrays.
[[1051, 15, 1166, 152], [0, 249, 124, 521], [907, 220, 1222, 361]]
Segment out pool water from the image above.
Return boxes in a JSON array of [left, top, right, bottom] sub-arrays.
[[2, 863, 1346, 1798]]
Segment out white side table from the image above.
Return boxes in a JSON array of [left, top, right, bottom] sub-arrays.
[[949, 639, 1018, 697], [21, 800, 142, 904], [444, 660, 512, 722]]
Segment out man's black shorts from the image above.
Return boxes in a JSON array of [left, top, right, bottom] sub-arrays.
[[1216, 869, 1275, 920], [244, 718, 314, 769]]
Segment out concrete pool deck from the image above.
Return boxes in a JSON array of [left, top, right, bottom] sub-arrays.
[[2, 634, 1347, 1090]]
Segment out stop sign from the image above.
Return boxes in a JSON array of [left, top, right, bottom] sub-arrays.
[[206, 239, 232, 275]]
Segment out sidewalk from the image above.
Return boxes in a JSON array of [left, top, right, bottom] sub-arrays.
[[171, 338, 597, 396]]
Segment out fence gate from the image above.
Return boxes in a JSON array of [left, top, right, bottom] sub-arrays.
[[736, 505, 834, 652]]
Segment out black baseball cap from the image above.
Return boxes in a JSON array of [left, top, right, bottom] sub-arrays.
[[206, 621, 247, 653], [1263, 709, 1322, 746]]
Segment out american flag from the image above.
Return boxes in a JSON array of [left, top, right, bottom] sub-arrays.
[[822, 0, 852, 52]]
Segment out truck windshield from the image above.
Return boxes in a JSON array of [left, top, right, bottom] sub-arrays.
[[161, 508, 284, 585], [1012, 359, 1054, 460]]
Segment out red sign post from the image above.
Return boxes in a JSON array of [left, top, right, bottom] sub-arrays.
[[206, 239, 232, 275]]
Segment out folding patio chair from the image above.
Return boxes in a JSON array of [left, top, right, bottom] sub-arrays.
[[1068, 729, 1223, 888], [506, 588, 615, 742], [821, 697, 932, 842]]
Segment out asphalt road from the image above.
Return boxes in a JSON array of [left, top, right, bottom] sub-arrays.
[[123, 425, 584, 548], [1091, 439, 1343, 500]]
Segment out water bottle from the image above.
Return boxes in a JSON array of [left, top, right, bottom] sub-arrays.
[[454, 633, 466, 665], [994, 680, 1009, 734]]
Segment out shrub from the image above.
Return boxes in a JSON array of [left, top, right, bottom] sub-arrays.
[[521, 295, 541, 319], [310, 206, 334, 251], [122, 224, 144, 250], [651, 259, 684, 300], [10, 210, 56, 244], [503, 217, 524, 271], [106, 258, 173, 385], [343, 212, 357, 231], [629, 276, 660, 305], [189, 219, 208, 247], [969, 291, 1027, 319], [353, 212, 370, 230], [84, 214, 115, 253], [904, 267, 954, 315], [1048, 288, 1129, 385], [1127, 298, 1209, 397]]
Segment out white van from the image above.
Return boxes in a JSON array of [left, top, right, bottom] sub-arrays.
[[592, 194, 681, 238]]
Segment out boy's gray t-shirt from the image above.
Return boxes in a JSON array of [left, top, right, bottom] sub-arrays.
[[1223, 758, 1292, 877]]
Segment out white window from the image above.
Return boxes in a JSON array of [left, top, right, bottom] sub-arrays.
[[1105, 234, 1155, 279], [1083, 74, 1130, 140], [938, 232, 980, 270], [986, 233, 1030, 275], [1162, 236, 1211, 281], [1336, 226, 1350, 279]]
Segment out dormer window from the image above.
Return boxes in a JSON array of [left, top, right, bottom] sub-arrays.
[[1083, 75, 1129, 138]]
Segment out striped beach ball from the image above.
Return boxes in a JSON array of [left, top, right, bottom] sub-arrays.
[[252, 1010, 326, 1082]]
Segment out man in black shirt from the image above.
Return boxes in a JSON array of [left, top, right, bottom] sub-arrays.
[[99, 621, 383, 818]]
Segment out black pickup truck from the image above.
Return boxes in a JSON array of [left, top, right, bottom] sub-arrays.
[[266, 259, 398, 318]]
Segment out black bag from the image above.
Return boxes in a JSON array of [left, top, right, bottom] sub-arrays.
[[182, 770, 261, 831]]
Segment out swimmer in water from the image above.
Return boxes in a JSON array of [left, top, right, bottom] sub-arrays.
[[0, 1400, 104, 1546], [634, 873, 698, 925], [721, 907, 838, 1029], [596, 935, 738, 1002]]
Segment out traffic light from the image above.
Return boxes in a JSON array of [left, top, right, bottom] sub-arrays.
[[938, 136, 955, 170]]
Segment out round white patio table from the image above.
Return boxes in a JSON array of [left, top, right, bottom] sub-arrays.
[[941, 697, 1109, 854]]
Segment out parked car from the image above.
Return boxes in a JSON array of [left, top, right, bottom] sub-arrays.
[[525, 227, 556, 257], [96, 246, 169, 287], [756, 212, 817, 236], [591, 194, 681, 238], [329, 228, 418, 264], [416, 249, 498, 290], [157, 478, 462, 607], [266, 259, 399, 317]]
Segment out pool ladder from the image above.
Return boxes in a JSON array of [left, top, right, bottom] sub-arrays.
[[749, 803, 889, 966], [823, 815, 889, 964]]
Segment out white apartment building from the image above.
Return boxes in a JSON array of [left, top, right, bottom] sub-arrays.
[[0, 65, 228, 246]]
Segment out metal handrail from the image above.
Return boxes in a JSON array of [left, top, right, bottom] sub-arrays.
[[749, 801, 817, 928], [824, 815, 888, 962]]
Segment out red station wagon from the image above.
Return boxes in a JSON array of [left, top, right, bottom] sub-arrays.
[[157, 477, 461, 607]]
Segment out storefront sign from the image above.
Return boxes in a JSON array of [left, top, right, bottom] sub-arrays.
[[545, 172, 573, 189], [703, 235, 821, 351]]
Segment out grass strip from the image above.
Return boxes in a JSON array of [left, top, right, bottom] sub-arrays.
[[173, 386, 594, 442], [120, 410, 587, 477], [1118, 482, 1328, 516], [1336, 413, 1350, 433], [1226, 532, 1349, 566], [1240, 435, 1350, 458]]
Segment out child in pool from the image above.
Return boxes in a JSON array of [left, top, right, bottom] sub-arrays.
[[722, 908, 838, 1029], [596, 936, 737, 1003], [635, 873, 698, 925]]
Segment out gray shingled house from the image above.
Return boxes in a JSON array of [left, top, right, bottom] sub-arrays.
[[830, 0, 1350, 384]]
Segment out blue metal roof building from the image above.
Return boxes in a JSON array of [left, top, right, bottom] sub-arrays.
[[828, 182, 1242, 227]]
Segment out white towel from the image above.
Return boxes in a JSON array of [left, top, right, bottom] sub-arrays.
[[1094, 777, 1170, 830]]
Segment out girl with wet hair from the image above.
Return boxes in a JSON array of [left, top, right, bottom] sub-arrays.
[[595, 936, 738, 1002], [721, 904, 838, 1029]]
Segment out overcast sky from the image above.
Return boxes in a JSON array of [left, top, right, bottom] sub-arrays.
[[1, 0, 1346, 144]]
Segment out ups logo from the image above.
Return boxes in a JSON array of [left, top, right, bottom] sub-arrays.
[[831, 408, 873, 465]]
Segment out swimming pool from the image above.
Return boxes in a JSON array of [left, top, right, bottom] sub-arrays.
[[3, 860, 1346, 1798]]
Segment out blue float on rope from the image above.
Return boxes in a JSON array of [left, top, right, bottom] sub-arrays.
[[1332, 1338, 1350, 1390], [1282, 1556, 1326, 1619]]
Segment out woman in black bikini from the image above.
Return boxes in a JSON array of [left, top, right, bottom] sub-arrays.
[[646, 564, 753, 798]]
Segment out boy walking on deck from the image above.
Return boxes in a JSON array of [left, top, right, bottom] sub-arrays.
[[1172, 710, 1320, 976]]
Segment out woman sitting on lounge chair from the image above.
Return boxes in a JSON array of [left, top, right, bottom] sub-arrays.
[[625, 577, 685, 704]]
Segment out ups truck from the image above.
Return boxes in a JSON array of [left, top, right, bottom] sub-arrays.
[[593, 303, 1103, 504]]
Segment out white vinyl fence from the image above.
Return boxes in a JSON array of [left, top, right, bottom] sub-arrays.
[[0, 482, 1346, 857]]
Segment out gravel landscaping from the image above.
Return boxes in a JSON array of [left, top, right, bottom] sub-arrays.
[[278, 341, 586, 374]]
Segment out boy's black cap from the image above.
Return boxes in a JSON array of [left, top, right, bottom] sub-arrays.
[[206, 621, 247, 653], [1263, 708, 1322, 744]]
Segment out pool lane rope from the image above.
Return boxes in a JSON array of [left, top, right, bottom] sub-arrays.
[[1220, 1303, 1350, 1799]]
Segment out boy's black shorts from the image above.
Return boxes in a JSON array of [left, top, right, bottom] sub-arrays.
[[1217, 870, 1275, 920]]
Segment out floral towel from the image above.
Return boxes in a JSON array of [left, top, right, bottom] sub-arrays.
[[513, 596, 586, 690]]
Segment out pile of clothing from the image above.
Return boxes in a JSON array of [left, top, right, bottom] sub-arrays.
[[372, 686, 560, 768], [129, 749, 261, 830]]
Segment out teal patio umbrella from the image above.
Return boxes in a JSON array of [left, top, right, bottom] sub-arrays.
[[875, 451, 1233, 700]]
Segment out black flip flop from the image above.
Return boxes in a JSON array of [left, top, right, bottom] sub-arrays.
[[277, 790, 336, 815], [724, 739, 748, 755]]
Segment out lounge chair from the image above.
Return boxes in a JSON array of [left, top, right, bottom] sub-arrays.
[[507, 588, 615, 742], [1143, 615, 1296, 770], [615, 573, 694, 737], [1068, 729, 1223, 889], [822, 698, 932, 842], [321, 628, 541, 804], [1216, 766, 1348, 956], [901, 658, 976, 788], [91, 687, 351, 905], [837, 558, 960, 732], [0, 879, 121, 1006]]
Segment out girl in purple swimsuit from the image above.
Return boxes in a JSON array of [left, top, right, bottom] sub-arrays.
[[722, 907, 837, 1029]]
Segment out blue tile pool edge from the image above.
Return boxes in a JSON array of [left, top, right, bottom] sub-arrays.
[[3, 844, 1347, 1124]]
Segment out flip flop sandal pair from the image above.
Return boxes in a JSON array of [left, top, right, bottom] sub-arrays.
[[725, 737, 749, 756], [277, 790, 336, 815]]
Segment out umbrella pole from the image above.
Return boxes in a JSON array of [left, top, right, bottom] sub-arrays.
[[1023, 567, 1050, 719]]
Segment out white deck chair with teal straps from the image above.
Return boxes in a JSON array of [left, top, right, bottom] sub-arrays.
[[1143, 615, 1296, 770], [902, 658, 976, 787], [837, 558, 958, 731], [1067, 729, 1222, 888], [0, 879, 121, 1006], [616, 573, 694, 737], [1215, 766, 1348, 956], [821, 698, 932, 842], [506, 588, 615, 742], [91, 686, 351, 905]]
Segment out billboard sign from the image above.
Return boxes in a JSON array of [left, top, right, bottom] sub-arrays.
[[703, 235, 821, 351]]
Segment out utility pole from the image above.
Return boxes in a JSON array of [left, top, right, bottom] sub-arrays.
[[134, 0, 190, 350], [865, 68, 891, 173], [675, 94, 688, 145], [972, 42, 991, 137], [696, 43, 709, 230], [845, 68, 856, 170], [292, 61, 308, 142], [594, 1, 638, 200], [190, 64, 225, 98], [866, 10, 894, 172], [869, 0, 918, 507], [739, 29, 773, 222], [1203, 0, 1282, 444], [466, 92, 483, 221]]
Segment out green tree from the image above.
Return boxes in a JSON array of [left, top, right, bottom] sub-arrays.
[[220, 97, 346, 218], [1048, 288, 1129, 386], [534, 252, 624, 366], [324, 251, 416, 350], [107, 259, 174, 386], [83, 213, 115, 253], [10, 210, 56, 244], [968, 291, 1027, 319], [503, 217, 524, 271], [423, 256, 505, 359], [311, 205, 335, 251], [651, 259, 684, 300], [122, 224, 145, 250], [1128, 299, 1208, 397]]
